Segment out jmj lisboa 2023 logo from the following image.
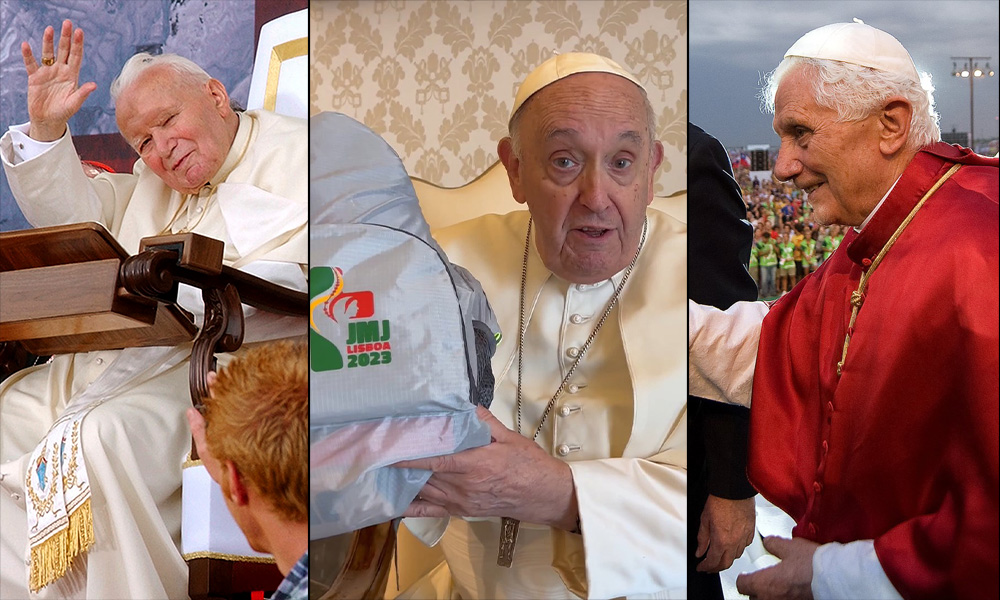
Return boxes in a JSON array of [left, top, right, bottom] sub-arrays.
[[310, 266, 392, 372]]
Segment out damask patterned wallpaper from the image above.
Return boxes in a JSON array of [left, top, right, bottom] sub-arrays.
[[310, 0, 687, 195]]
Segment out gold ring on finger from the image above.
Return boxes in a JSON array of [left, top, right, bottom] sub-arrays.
[[41, 57, 55, 66]]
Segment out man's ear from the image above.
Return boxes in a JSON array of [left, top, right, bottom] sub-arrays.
[[878, 97, 912, 156], [222, 460, 250, 506], [498, 137, 526, 205], [206, 78, 231, 115], [647, 140, 664, 206]]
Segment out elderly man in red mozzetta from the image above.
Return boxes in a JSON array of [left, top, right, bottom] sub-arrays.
[[689, 21, 998, 600]]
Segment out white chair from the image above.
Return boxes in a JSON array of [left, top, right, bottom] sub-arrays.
[[181, 8, 308, 600], [246, 8, 308, 118]]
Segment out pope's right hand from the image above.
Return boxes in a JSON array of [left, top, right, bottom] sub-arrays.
[[21, 19, 97, 142]]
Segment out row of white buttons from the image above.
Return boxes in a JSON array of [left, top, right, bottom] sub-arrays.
[[558, 304, 590, 461], [566, 314, 589, 360]]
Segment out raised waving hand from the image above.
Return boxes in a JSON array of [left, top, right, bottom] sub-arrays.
[[21, 19, 97, 142]]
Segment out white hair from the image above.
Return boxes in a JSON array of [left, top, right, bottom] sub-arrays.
[[110, 52, 211, 103], [761, 57, 941, 151]]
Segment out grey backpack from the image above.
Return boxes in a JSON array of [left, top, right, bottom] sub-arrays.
[[308, 112, 497, 539]]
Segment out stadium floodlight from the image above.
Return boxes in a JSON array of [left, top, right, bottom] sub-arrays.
[[951, 56, 995, 148]]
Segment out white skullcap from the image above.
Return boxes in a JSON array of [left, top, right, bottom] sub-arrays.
[[784, 21, 920, 83], [509, 52, 644, 123]]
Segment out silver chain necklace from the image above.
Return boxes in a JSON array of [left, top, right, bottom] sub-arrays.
[[515, 216, 648, 439], [498, 215, 647, 568]]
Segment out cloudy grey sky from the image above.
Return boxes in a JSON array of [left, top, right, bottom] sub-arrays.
[[690, 0, 1000, 151]]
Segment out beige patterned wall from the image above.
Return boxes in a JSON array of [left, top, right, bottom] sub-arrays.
[[310, 0, 687, 195]]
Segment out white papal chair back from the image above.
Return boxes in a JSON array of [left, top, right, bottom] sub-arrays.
[[246, 8, 308, 118]]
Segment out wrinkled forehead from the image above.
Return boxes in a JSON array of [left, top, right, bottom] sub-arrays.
[[523, 72, 651, 139], [117, 65, 185, 104], [771, 66, 827, 130], [773, 63, 813, 106], [115, 67, 193, 134]]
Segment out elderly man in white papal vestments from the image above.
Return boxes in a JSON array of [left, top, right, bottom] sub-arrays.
[[0, 20, 306, 599], [394, 53, 688, 599]]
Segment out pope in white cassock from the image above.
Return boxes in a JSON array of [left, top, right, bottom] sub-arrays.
[[394, 53, 688, 599], [0, 20, 307, 598]]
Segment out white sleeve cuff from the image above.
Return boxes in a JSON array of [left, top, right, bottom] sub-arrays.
[[568, 458, 687, 598], [401, 517, 450, 547], [811, 540, 902, 600], [7, 122, 63, 164], [688, 299, 768, 407]]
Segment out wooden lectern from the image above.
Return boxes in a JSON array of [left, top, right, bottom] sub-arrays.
[[0, 222, 196, 355], [0, 223, 299, 599], [1, 223, 396, 600]]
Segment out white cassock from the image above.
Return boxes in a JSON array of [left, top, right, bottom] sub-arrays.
[[0, 109, 307, 599], [402, 209, 688, 599]]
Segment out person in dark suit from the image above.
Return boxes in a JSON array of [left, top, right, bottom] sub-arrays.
[[687, 122, 758, 599]]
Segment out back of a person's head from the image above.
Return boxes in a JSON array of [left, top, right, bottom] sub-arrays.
[[204, 340, 308, 523]]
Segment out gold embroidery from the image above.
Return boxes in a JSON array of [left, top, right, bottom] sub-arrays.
[[25, 443, 60, 517], [182, 550, 276, 564], [62, 421, 82, 491]]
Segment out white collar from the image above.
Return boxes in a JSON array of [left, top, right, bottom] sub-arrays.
[[857, 175, 902, 232]]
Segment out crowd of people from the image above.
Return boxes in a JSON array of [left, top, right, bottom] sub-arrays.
[[733, 171, 846, 299]]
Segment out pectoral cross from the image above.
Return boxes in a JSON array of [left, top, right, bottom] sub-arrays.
[[497, 516, 520, 567]]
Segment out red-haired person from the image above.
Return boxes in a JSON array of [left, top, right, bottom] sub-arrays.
[[187, 341, 308, 600]]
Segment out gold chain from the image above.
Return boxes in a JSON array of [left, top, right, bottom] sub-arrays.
[[837, 163, 961, 376]]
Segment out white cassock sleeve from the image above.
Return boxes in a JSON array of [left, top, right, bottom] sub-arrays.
[[812, 540, 902, 599], [568, 455, 686, 598], [4, 124, 60, 161], [688, 299, 769, 407], [1, 122, 131, 229]]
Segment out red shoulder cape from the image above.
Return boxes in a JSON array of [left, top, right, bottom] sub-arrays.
[[749, 144, 999, 599]]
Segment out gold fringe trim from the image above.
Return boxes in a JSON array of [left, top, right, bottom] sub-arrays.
[[28, 497, 94, 592], [183, 550, 276, 564]]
